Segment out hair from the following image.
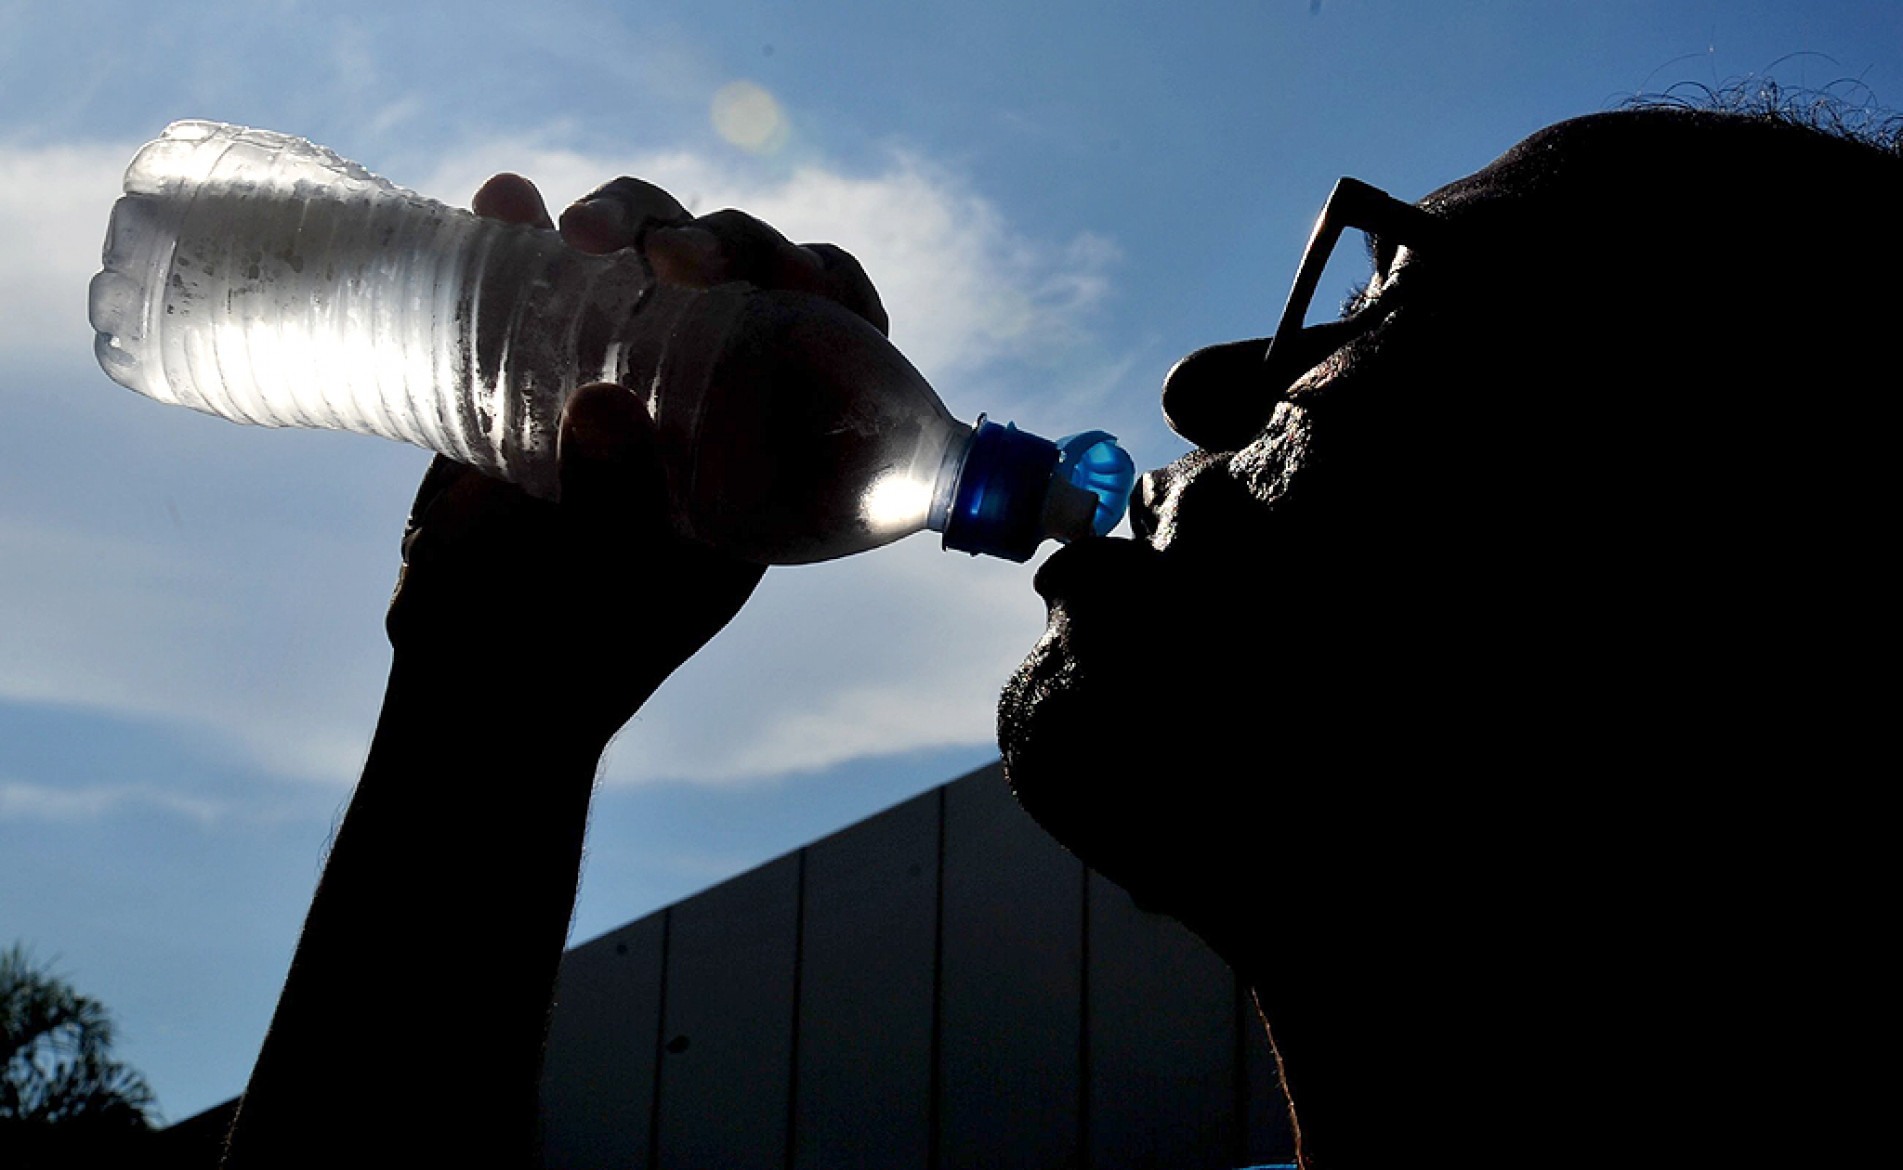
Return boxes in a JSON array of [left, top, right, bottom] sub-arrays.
[[1626, 75, 1903, 156]]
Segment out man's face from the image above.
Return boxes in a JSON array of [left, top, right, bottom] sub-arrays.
[[996, 109, 1884, 959]]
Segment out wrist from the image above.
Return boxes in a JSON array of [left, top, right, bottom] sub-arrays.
[[381, 643, 632, 765]]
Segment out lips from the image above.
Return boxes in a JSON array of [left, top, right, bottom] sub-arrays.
[[1033, 528, 1160, 604]]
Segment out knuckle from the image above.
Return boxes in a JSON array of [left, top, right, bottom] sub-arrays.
[[576, 177, 692, 241], [693, 209, 791, 274], [795, 244, 889, 334]]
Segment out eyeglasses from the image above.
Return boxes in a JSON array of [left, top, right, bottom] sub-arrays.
[[1263, 177, 1443, 368]]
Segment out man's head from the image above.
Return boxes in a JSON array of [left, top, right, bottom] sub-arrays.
[[999, 107, 1897, 972]]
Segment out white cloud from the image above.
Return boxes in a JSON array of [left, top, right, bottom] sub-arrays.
[[0, 141, 137, 355], [0, 509, 394, 788], [0, 777, 230, 825]]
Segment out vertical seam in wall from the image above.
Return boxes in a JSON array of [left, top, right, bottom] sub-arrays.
[[1079, 865, 1092, 1170], [1234, 967, 1250, 1166], [785, 848, 808, 1170], [927, 784, 947, 1170], [648, 907, 671, 1170]]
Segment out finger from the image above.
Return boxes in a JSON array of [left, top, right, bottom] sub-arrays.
[[559, 176, 693, 255], [798, 243, 890, 335], [648, 218, 891, 334], [403, 454, 477, 562], [557, 382, 670, 538], [649, 208, 799, 288], [561, 384, 769, 618], [692, 208, 797, 281], [407, 454, 467, 528], [394, 466, 535, 608], [472, 173, 554, 229]]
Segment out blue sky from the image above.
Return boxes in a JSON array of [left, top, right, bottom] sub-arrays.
[[3, 0, 1896, 1124]]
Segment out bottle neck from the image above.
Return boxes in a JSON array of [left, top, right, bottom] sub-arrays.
[[926, 421, 979, 536]]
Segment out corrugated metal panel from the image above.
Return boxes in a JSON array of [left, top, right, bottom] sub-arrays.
[[938, 763, 1085, 1170], [1086, 872, 1241, 1170], [537, 762, 1289, 1170], [540, 913, 665, 1170], [792, 787, 939, 1169], [653, 851, 801, 1170]]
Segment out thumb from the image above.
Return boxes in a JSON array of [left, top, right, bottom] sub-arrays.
[[557, 382, 671, 537]]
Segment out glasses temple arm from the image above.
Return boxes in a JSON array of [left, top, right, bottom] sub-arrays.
[[1264, 177, 1441, 367]]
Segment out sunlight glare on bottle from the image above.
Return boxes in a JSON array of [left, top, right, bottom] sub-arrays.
[[861, 471, 936, 539]]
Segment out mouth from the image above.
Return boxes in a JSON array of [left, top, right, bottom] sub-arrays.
[[1031, 454, 1177, 600], [1033, 528, 1161, 605], [1008, 443, 1248, 769]]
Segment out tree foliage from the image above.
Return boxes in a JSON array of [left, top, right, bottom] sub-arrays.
[[1, 942, 156, 1165]]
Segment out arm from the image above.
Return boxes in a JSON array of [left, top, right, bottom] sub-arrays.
[[222, 174, 883, 1168], [221, 393, 756, 1169]]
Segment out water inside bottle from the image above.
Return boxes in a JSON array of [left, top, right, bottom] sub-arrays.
[[88, 121, 1123, 564]]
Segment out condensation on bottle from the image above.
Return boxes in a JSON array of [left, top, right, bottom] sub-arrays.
[[87, 121, 1133, 564]]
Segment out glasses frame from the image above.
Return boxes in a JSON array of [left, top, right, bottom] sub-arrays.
[[1263, 177, 1443, 367]]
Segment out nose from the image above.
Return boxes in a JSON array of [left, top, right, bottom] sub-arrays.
[[1160, 337, 1276, 452], [1163, 312, 1374, 451]]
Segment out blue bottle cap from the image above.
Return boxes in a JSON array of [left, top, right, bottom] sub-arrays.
[[941, 418, 1060, 562], [939, 419, 1136, 561], [1054, 430, 1136, 537]]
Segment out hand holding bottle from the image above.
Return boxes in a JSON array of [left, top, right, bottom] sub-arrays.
[[567, 182, 890, 335], [389, 172, 892, 745]]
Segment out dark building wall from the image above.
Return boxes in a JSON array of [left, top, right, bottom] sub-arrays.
[[538, 762, 1294, 1170]]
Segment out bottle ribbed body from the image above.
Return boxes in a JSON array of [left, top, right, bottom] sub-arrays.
[[83, 121, 1124, 566], [88, 120, 678, 501]]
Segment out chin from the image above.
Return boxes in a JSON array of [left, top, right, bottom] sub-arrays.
[[1000, 537, 1173, 823], [997, 607, 1120, 844], [999, 560, 1268, 950], [999, 529, 1417, 957]]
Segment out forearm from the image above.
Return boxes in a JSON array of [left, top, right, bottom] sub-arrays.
[[215, 172, 798, 1163], [223, 652, 616, 1167]]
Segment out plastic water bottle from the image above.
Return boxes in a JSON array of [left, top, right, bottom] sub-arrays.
[[87, 121, 1135, 565]]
